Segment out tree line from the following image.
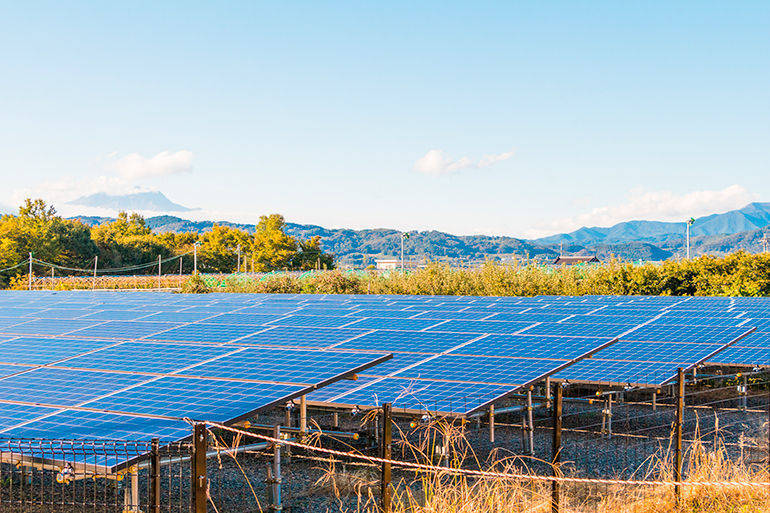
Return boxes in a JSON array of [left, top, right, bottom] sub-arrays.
[[0, 199, 334, 288]]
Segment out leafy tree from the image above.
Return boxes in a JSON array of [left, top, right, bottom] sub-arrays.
[[198, 224, 251, 273], [91, 212, 173, 268], [251, 214, 299, 271]]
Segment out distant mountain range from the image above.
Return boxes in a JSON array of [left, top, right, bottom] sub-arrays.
[[66, 196, 770, 265], [68, 191, 194, 212], [536, 202, 770, 245]]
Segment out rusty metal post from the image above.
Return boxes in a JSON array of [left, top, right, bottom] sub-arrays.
[[489, 404, 495, 443], [526, 388, 534, 456], [191, 423, 207, 513], [674, 367, 685, 505], [551, 383, 563, 513], [150, 438, 160, 513], [299, 395, 307, 441], [381, 403, 392, 513]]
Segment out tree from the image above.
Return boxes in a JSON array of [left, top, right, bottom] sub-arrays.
[[91, 212, 173, 268], [251, 214, 298, 271]]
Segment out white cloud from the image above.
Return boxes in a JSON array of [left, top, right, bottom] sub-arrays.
[[526, 184, 757, 238], [105, 150, 193, 180], [413, 148, 515, 176], [7, 150, 194, 212]]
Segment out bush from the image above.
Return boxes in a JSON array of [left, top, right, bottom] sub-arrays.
[[180, 272, 210, 294]]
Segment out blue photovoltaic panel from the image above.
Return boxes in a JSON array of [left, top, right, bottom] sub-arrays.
[[521, 322, 638, 338], [85, 377, 305, 420], [411, 311, 494, 321], [622, 325, 753, 344], [58, 342, 237, 373], [425, 319, 536, 335], [234, 326, 370, 348], [708, 346, 770, 366], [138, 311, 218, 323], [80, 310, 154, 321], [205, 313, 288, 325], [0, 364, 30, 379], [0, 308, 44, 317], [561, 314, 655, 325], [451, 334, 614, 360], [0, 409, 193, 459], [145, 323, 265, 343], [182, 347, 389, 384], [293, 307, 359, 317], [269, 315, 359, 328], [307, 376, 381, 402], [70, 320, 181, 339], [358, 353, 433, 376], [334, 330, 478, 353], [0, 368, 149, 406], [1, 319, 106, 336], [395, 355, 565, 386], [318, 377, 514, 414], [0, 318, 30, 330], [344, 318, 443, 331], [553, 359, 689, 386], [484, 312, 572, 323], [591, 340, 724, 363], [0, 337, 117, 365], [347, 309, 420, 319], [34, 308, 96, 319], [0, 403, 60, 430]]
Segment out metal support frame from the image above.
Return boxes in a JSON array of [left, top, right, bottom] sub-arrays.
[[551, 383, 563, 513], [545, 377, 552, 408], [674, 367, 685, 505], [192, 423, 207, 513], [381, 403, 392, 513], [652, 390, 657, 411], [267, 425, 283, 512]]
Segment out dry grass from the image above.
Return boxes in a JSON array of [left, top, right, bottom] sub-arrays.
[[295, 416, 770, 513]]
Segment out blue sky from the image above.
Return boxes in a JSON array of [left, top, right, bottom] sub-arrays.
[[1, 1, 768, 237]]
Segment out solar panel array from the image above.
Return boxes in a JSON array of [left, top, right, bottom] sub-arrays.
[[0, 292, 393, 462], [0, 290, 765, 428]]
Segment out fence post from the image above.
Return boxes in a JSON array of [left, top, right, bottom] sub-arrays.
[[157, 255, 162, 290], [268, 425, 282, 512], [381, 402, 392, 513], [299, 395, 307, 441], [194, 243, 198, 273], [92, 255, 98, 289], [551, 383, 563, 513], [28, 253, 32, 290], [674, 367, 685, 505], [191, 423, 207, 513], [150, 438, 160, 513]]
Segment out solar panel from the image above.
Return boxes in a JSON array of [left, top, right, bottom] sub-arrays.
[[425, 319, 536, 335]]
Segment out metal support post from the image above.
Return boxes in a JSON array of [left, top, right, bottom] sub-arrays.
[[381, 403, 392, 513], [267, 425, 282, 512], [333, 411, 339, 429], [191, 423, 207, 513], [551, 383, 562, 513], [674, 367, 685, 505], [157, 255, 162, 290], [489, 405, 495, 443], [652, 390, 657, 412], [28, 253, 33, 290], [93, 256, 98, 289], [545, 377, 551, 408], [150, 438, 160, 513], [607, 395, 613, 439], [526, 388, 534, 456], [193, 243, 198, 273], [299, 395, 307, 441], [123, 466, 140, 512]]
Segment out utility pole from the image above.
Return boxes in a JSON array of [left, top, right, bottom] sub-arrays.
[[236, 245, 241, 273], [686, 217, 695, 259], [92, 255, 98, 289], [400, 232, 410, 272]]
